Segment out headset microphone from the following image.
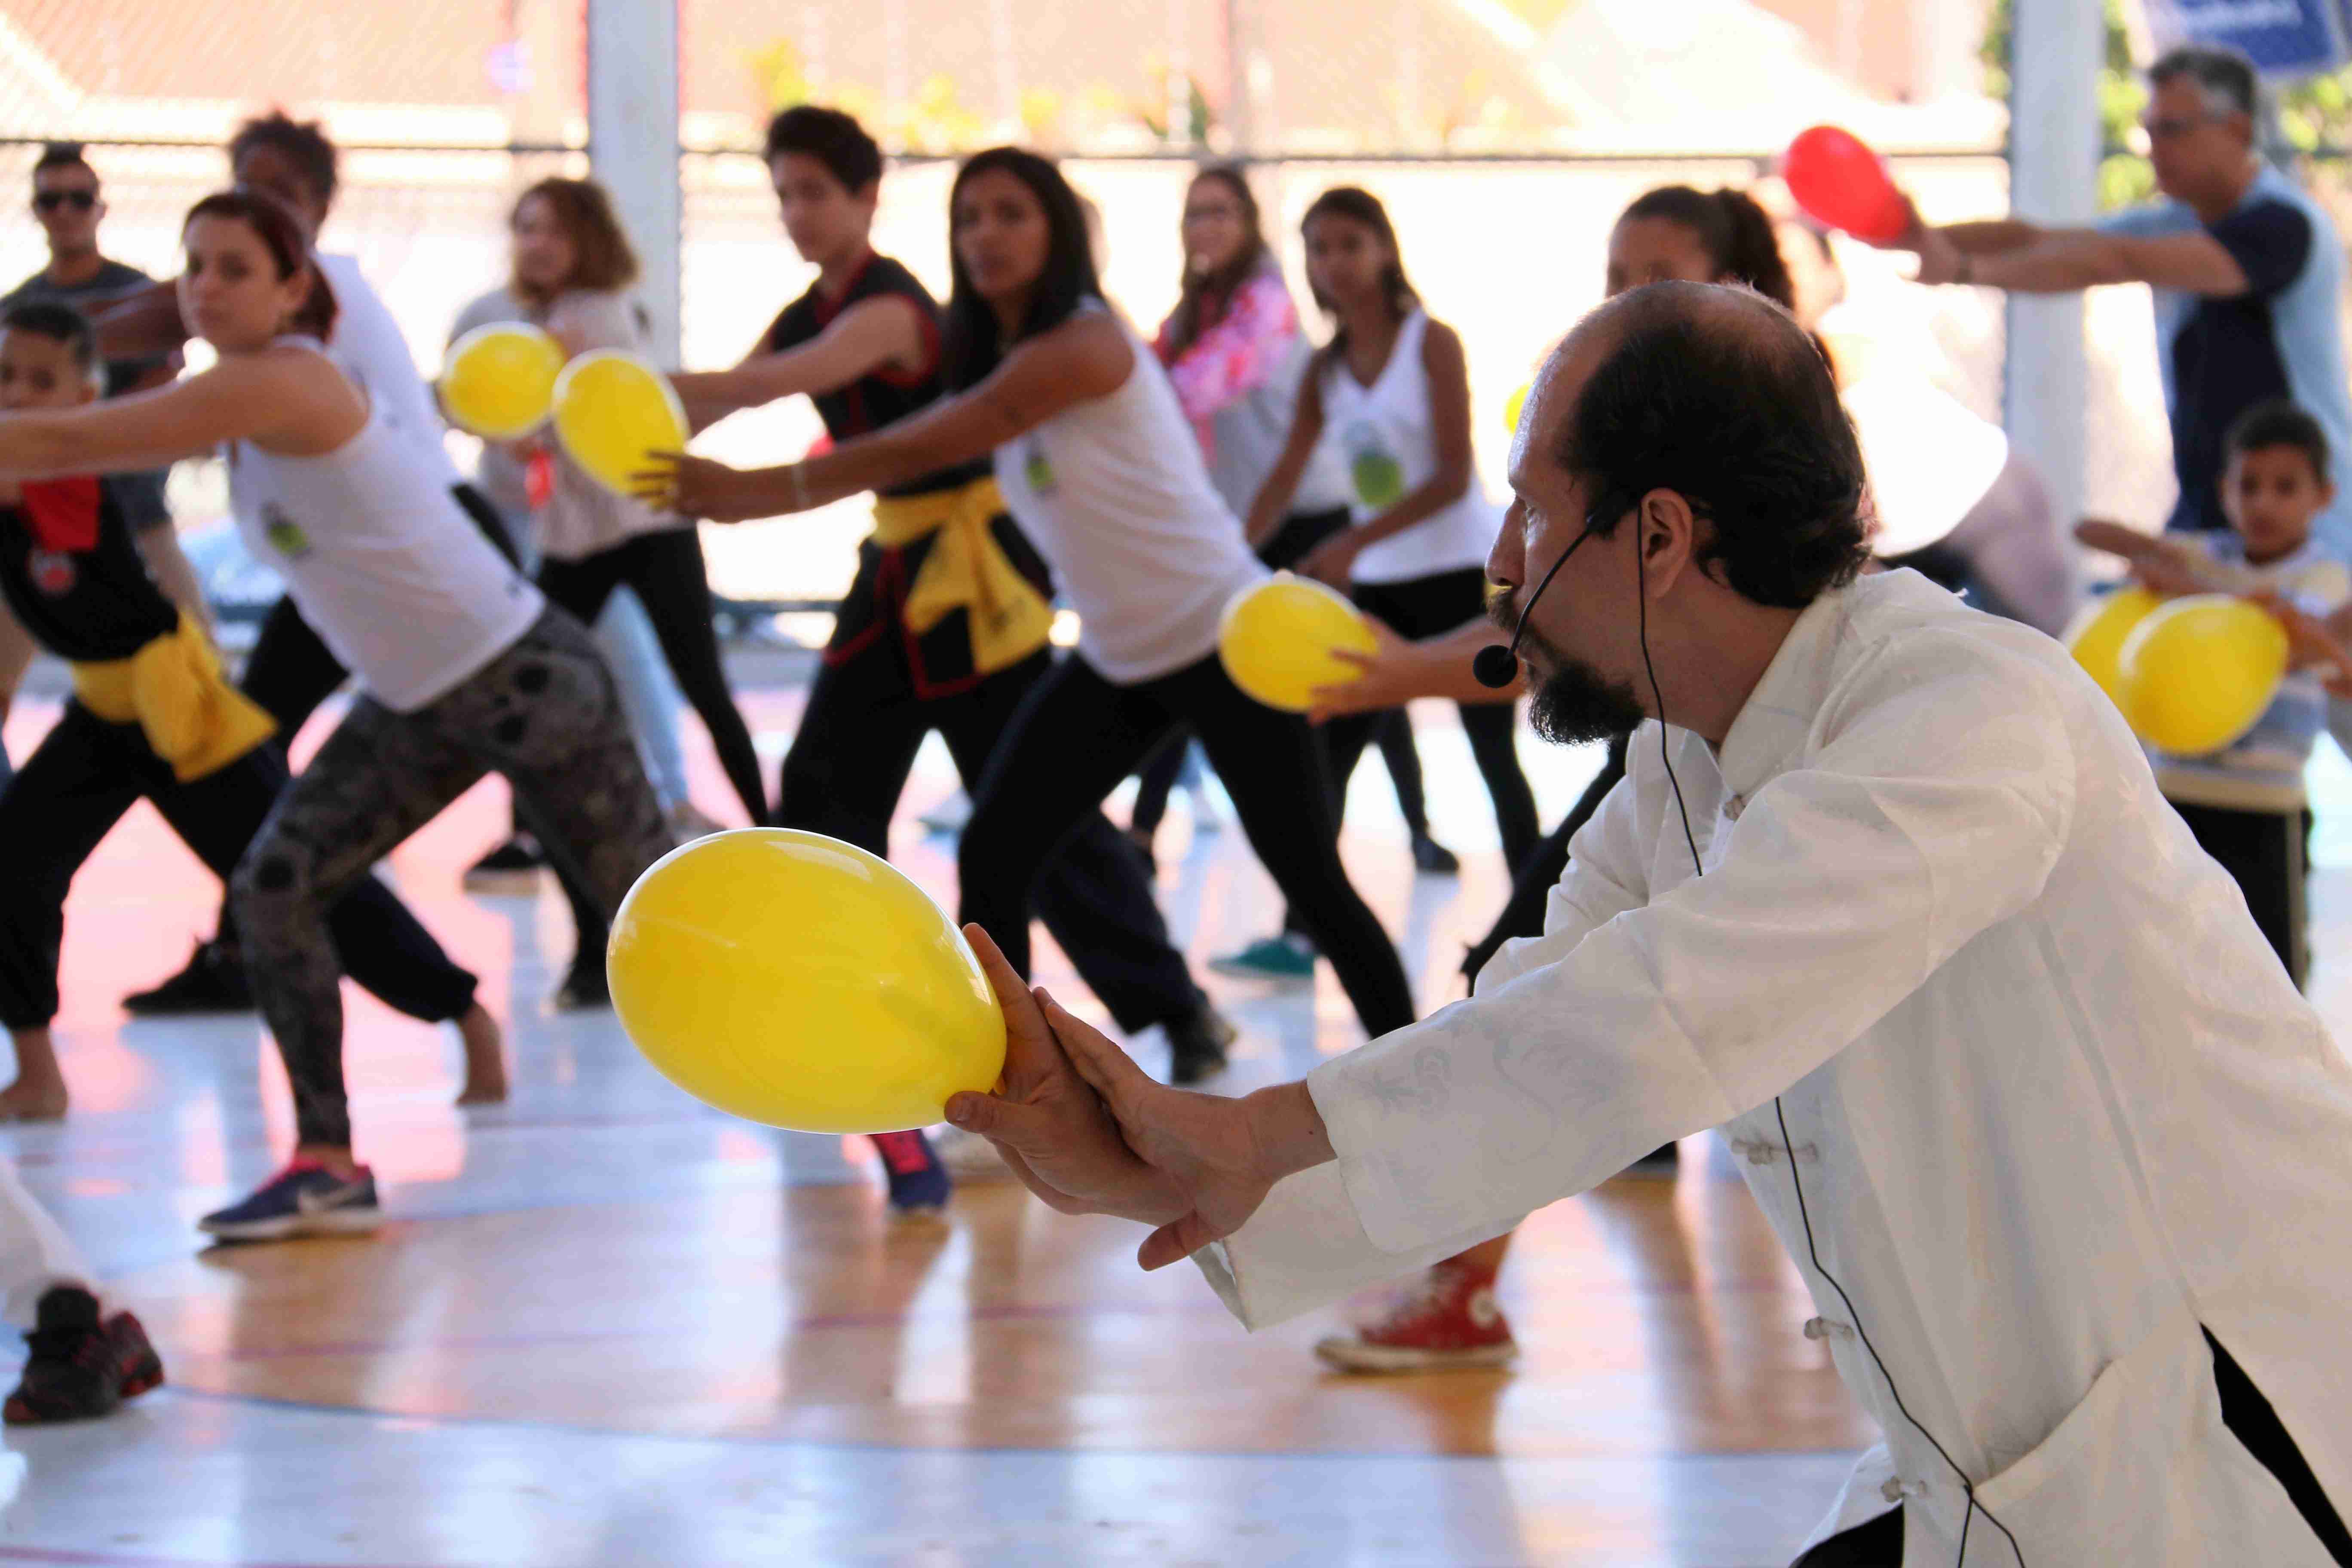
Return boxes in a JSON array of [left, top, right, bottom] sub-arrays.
[[1476, 519, 1597, 689]]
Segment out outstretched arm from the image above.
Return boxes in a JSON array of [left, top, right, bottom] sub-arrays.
[[89, 278, 190, 361], [672, 295, 930, 429], [640, 311, 1133, 521], [0, 352, 350, 476], [1307, 616, 1516, 720]]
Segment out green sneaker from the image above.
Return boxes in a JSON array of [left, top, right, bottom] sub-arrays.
[[1207, 932, 1318, 983]]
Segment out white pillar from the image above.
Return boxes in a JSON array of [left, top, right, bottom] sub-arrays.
[[2002, 0, 2102, 524], [587, 0, 681, 365]]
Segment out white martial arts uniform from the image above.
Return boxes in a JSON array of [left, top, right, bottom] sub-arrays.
[[0, 1158, 91, 1328], [1197, 568, 2352, 1565]]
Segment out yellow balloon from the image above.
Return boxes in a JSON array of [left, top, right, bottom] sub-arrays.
[[1217, 572, 1381, 712], [2063, 584, 2165, 708], [2116, 595, 2289, 756], [1504, 380, 1530, 436], [438, 323, 565, 440], [551, 349, 689, 498], [607, 829, 1007, 1133]]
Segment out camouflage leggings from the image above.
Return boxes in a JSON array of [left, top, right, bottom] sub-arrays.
[[232, 608, 670, 1148]]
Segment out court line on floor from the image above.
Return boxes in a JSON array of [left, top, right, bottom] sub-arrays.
[[145, 1384, 1870, 1467]]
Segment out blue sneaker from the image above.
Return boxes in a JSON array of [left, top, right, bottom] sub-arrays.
[[1207, 932, 1317, 983], [870, 1130, 951, 1214], [199, 1161, 383, 1242]]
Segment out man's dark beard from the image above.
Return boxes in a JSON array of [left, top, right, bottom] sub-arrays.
[[1526, 644, 1647, 745]]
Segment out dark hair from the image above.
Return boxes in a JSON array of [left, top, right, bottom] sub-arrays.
[[183, 189, 339, 340], [2150, 45, 2259, 121], [2, 300, 98, 374], [1161, 165, 1270, 363], [32, 142, 92, 188], [1617, 186, 1796, 312], [1301, 185, 1419, 368], [511, 177, 641, 301], [1560, 282, 1868, 608], [228, 111, 340, 209], [2225, 399, 2331, 484], [763, 105, 883, 194], [940, 147, 1102, 391]]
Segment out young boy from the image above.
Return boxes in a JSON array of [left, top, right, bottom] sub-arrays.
[[2082, 400, 2349, 986]]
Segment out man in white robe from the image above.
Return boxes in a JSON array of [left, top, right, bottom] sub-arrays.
[[943, 281, 2352, 1566]]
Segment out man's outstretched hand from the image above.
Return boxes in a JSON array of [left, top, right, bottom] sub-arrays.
[[943, 928, 1187, 1226], [946, 926, 1337, 1271]]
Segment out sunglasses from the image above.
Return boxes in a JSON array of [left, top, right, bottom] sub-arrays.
[[33, 190, 96, 213]]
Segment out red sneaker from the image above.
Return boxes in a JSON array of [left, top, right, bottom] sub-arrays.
[[1314, 1261, 1518, 1374]]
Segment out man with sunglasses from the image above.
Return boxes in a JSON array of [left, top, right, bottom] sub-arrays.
[[0, 144, 177, 535], [1877, 44, 2352, 558]]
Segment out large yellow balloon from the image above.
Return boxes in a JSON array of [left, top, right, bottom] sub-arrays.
[[2116, 595, 2289, 756], [1218, 572, 1381, 712], [2063, 585, 2165, 708], [607, 829, 1006, 1133], [439, 323, 565, 440], [551, 349, 689, 498], [1504, 381, 1531, 437]]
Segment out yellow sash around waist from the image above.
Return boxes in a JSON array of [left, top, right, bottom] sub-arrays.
[[71, 613, 278, 782], [869, 476, 1053, 677]]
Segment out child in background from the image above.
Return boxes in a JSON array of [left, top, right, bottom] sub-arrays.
[[2080, 400, 2349, 987]]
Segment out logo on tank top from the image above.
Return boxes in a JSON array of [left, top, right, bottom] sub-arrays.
[[1021, 439, 1058, 497], [27, 548, 74, 597], [261, 502, 311, 560], [1342, 422, 1405, 510]]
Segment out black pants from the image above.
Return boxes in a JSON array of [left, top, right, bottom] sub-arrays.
[[0, 703, 477, 1031], [961, 650, 1415, 1038], [1326, 567, 1540, 871], [1129, 508, 1432, 841], [779, 634, 1204, 1035], [2171, 799, 2309, 992], [1793, 1332, 2351, 1565], [1462, 733, 1629, 984], [536, 529, 766, 827]]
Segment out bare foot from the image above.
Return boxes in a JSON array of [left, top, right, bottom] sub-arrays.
[[0, 1079, 68, 1122], [455, 1004, 508, 1106]]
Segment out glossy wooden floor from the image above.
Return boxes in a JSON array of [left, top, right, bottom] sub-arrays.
[[23, 677, 2341, 1565]]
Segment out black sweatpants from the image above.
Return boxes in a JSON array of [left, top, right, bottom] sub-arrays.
[[1129, 507, 1432, 840], [536, 529, 767, 827], [961, 650, 1415, 1039], [1792, 1332, 2351, 1565], [2170, 799, 2309, 992], [1326, 567, 1541, 873], [0, 703, 478, 1031], [780, 635, 1204, 1036]]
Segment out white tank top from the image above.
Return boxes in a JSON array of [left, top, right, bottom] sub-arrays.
[[1318, 309, 1500, 583], [993, 306, 1266, 684], [230, 337, 544, 712], [315, 253, 462, 488]]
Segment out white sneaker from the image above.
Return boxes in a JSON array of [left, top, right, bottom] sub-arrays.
[[932, 1124, 1015, 1181]]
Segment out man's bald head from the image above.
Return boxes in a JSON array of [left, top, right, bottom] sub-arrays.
[[1523, 279, 1868, 608]]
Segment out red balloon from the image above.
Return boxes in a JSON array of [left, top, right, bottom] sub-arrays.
[[1783, 125, 1910, 243]]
